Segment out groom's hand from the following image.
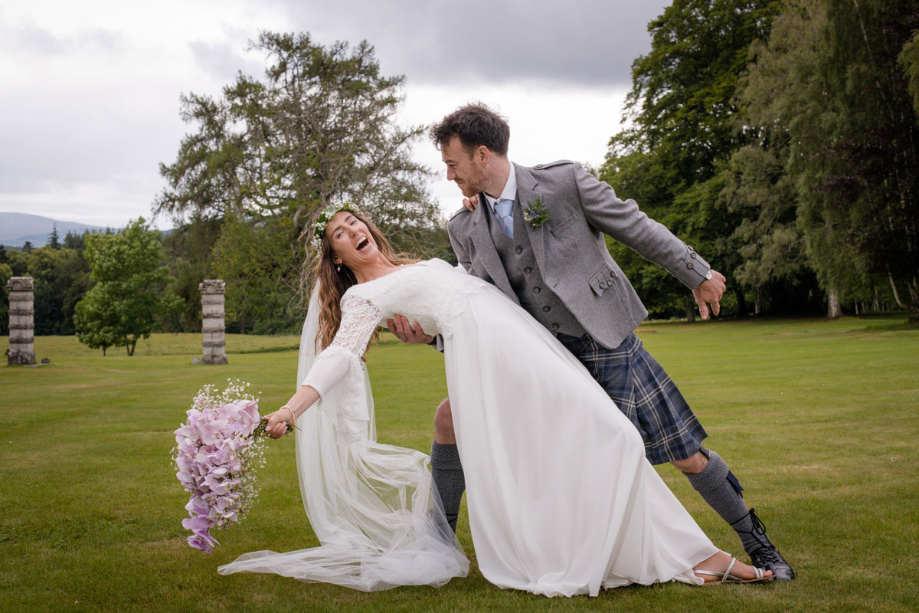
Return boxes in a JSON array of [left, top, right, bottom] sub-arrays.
[[692, 270, 727, 320], [463, 194, 479, 212], [387, 315, 434, 344]]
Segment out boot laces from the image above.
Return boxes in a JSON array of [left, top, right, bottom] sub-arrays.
[[730, 507, 772, 551]]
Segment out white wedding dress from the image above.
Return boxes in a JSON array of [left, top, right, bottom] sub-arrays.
[[219, 259, 718, 596]]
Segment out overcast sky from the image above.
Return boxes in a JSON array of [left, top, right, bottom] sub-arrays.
[[0, 0, 670, 229]]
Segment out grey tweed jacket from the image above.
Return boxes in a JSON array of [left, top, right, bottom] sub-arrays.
[[447, 161, 711, 349]]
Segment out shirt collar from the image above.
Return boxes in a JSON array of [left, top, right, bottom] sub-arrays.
[[484, 162, 517, 212]]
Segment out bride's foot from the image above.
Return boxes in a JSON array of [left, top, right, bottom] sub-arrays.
[[694, 551, 774, 584]]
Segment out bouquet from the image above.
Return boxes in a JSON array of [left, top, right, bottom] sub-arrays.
[[172, 379, 289, 553]]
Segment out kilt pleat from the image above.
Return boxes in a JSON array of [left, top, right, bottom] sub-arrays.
[[557, 332, 707, 465]]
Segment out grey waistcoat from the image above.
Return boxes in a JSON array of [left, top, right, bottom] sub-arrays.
[[487, 202, 585, 337]]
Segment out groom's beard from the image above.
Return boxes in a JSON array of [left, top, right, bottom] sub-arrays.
[[455, 171, 488, 198]]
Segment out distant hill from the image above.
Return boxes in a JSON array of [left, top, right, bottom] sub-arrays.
[[0, 212, 111, 248]]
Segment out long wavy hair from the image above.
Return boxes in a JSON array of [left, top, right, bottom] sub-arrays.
[[311, 210, 417, 352]]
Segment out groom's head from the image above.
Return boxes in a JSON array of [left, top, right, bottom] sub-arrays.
[[431, 103, 510, 198]]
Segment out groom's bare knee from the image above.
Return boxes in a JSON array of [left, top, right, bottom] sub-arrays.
[[434, 398, 456, 444], [672, 451, 709, 474]]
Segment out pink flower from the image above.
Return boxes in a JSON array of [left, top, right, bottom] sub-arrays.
[[238, 400, 260, 424], [174, 381, 267, 553], [182, 515, 210, 532], [187, 530, 219, 554]]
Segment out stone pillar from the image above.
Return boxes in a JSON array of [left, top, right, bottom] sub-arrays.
[[199, 279, 227, 365], [7, 276, 36, 366]]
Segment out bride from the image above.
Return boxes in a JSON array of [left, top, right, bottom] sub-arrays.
[[217, 206, 772, 596]]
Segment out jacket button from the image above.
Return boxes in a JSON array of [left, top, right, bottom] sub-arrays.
[[524, 267, 532, 274], [515, 246, 523, 254], [533, 287, 542, 294], [543, 306, 551, 312], [551, 323, 560, 330], [599, 281, 607, 289], [690, 253, 697, 259], [687, 262, 694, 269]]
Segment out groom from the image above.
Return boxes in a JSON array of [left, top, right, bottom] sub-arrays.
[[389, 103, 794, 580]]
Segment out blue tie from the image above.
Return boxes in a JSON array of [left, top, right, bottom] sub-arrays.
[[494, 198, 514, 238]]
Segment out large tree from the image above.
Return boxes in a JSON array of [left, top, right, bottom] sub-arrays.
[[75, 219, 182, 355], [157, 32, 435, 220], [601, 0, 783, 318], [155, 32, 448, 331], [739, 0, 919, 319]]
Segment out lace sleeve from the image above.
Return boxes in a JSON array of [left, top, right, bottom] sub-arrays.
[[329, 295, 381, 356], [301, 295, 381, 399]]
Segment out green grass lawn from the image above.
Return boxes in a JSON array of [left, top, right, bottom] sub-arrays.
[[1, 316, 917, 612]]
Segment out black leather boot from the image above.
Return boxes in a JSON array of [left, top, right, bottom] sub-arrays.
[[733, 508, 795, 581]]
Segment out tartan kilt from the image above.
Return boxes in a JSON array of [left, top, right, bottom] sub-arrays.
[[557, 331, 707, 465]]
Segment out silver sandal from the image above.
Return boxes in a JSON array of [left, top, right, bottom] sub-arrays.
[[696, 557, 774, 585]]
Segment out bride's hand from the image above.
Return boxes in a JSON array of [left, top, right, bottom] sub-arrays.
[[264, 409, 293, 439]]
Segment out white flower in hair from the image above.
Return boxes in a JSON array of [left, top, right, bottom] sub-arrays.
[[312, 203, 358, 249]]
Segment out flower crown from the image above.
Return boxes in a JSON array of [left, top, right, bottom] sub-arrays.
[[311, 203, 356, 248]]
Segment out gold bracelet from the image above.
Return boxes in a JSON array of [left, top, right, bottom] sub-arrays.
[[281, 405, 296, 429]]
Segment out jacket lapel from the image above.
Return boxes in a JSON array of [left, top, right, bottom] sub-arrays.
[[469, 191, 517, 301], [515, 166, 546, 267]]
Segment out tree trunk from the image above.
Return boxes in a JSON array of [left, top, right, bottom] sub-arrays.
[[685, 296, 696, 323], [909, 278, 919, 322], [889, 271, 907, 309], [827, 286, 842, 319], [734, 288, 748, 318]]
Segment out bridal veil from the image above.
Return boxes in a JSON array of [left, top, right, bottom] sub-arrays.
[[217, 285, 469, 590]]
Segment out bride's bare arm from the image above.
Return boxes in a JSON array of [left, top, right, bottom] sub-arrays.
[[264, 385, 321, 438]]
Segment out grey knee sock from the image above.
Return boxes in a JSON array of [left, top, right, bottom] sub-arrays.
[[430, 441, 465, 533], [684, 449, 769, 555]]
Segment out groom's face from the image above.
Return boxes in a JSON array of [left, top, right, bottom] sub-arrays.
[[442, 136, 488, 198]]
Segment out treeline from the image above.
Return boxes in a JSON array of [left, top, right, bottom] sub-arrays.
[[0, 216, 448, 340], [0, 231, 92, 336], [602, 0, 918, 320]]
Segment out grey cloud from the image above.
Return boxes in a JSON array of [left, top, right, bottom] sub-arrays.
[[268, 0, 670, 87], [0, 22, 126, 57], [0, 83, 185, 197], [189, 39, 263, 82], [0, 23, 69, 55]]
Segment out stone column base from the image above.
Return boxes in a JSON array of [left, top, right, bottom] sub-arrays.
[[8, 350, 36, 367]]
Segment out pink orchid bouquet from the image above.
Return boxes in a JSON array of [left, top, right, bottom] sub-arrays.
[[173, 379, 286, 553]]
